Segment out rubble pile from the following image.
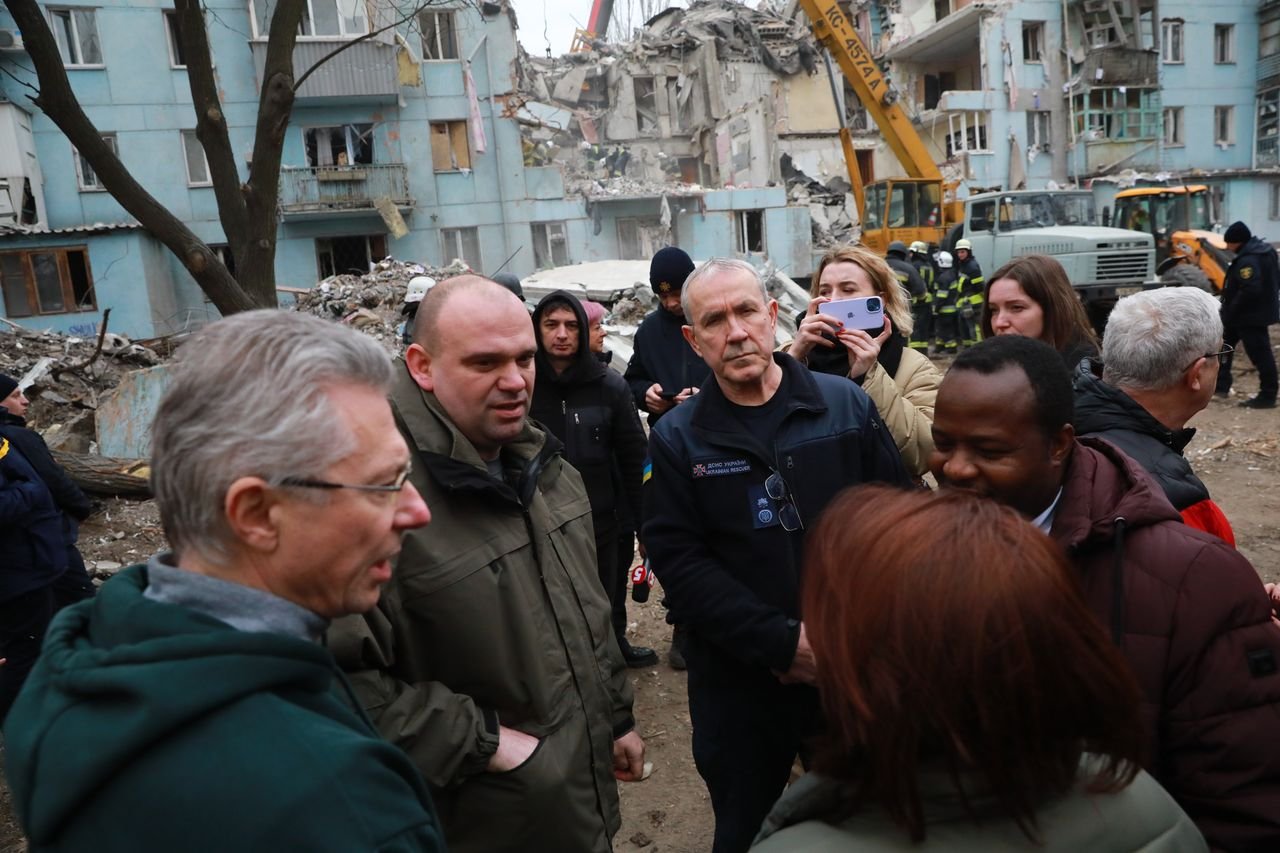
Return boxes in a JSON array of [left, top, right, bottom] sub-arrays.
[[0, 319, 160, 432], [293, 257, 469, 351], [565, 173, 706, 200], [608, 284, 658, 326]]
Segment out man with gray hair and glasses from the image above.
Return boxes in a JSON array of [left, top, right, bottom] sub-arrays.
[[641, 258, 908, 853], [330, 275, 643, 853], [1074, 286, 1237, 543], [2, 311, 445, 852]]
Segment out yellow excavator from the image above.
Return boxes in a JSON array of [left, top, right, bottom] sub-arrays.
[[1111, 185, 1230, 292]]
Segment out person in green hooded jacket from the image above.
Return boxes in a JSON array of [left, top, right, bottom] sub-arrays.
[[2, 311, 445, 853]]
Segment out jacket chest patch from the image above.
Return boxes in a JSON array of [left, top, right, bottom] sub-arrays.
[[747, 484, 781, 529], [691, 458, 752, 478]]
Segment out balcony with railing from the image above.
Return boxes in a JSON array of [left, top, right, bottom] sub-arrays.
[[278, 164, 411, 217]]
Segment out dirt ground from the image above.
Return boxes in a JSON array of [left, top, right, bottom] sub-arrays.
[[2, 360, 1278, 853]]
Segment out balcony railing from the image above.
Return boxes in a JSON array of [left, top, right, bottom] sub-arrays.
[[278, 164, 411, 215]]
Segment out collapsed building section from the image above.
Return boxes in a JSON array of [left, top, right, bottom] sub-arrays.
[[514, 0, 860, 257]]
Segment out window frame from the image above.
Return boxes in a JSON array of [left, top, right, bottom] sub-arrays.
[[734, 210, 765, 255], [1214, 105, 1236, 146], [1163, 106, 1184, 146], [1161, 20, 1184, 64], [1214, 23, 1235, 65], [181, 130, 212, 187], [440, 226, 481, 269], [164, 10, 187, 68], [74, 133, 117, 192], [1270, 183, 1280, 221], [419, 9, 459, 60], [1021, 21, 1044, 64], [303, 123, 375, 168], [299, 0, 369, 39], [0, 247, 98, 317], [429, 120, 471, 172], [48, 7, 103, 67], [1262, 16, 1280, 60], [530, 221, 569, 269]]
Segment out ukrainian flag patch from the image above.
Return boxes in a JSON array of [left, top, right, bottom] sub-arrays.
[[642, 459, 652, 484]]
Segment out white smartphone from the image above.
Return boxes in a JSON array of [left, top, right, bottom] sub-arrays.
[[817, 296, 885, 333]]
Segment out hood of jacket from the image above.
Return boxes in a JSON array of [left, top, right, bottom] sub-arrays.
[[1052, 437, 1182, 554], [1073, 360, 1194, 454], [3, 565, 342, 843], [532, 290, 606, 387]]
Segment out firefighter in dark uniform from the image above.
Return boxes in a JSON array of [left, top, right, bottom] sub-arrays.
[[932, 251, 961, 354], [885, 240, 925, 307], [1216, 220, 1280, 408], [954, 238, 984, 348], [908, 240, 936, 352]]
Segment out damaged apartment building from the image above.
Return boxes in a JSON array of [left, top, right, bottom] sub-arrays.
[[517, 0, 862, 276], [843, 0, 1279, 226]]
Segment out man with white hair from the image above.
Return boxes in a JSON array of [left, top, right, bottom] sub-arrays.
[[1074, 286, 1236, 542], [643, 258, 908, 853], [3, 311, 444, 852]]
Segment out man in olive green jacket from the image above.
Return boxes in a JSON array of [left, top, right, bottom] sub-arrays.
[[331, 277, 643, 853]]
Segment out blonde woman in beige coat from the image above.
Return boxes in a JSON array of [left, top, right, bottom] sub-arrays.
[[788, 245, 942, 477]]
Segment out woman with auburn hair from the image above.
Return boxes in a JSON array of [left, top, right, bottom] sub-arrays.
[[753, 485, 1205, 853], [788, 245, 942, 477], [982, 254, 1099, 370]]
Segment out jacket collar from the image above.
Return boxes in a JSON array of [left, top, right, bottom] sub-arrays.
[[688, 353, 827, 459], [389, 359, 562, 509], [1050, 437, 1181, 552], [1074, 359, 1195, 453]]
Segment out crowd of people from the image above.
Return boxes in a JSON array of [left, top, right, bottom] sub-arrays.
[[2, 222, 1280, 853]]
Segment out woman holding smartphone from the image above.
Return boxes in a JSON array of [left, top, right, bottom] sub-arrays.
[[788, 245, 942, 477], [982, 254, 1099, 371]]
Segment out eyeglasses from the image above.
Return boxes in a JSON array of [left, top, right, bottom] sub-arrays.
[[1184, 344, 1233, 372], [280, 465, 412, 497], [764, 469, 804, 532]]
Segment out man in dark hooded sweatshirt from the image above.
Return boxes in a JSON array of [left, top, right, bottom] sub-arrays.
[[625, 247, 710, 426], [532, 291, 657, 668]]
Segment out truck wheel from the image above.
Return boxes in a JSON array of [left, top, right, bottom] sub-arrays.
[[1160, 264, 1213, 292]]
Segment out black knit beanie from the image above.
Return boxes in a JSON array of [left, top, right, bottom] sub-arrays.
[[649, 247, 695, 295]]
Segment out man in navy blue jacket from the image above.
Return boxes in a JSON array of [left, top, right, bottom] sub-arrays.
[[642, 258, 909, 853]]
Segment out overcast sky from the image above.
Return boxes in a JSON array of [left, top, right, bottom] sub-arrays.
[[506, 0, 690, 57]]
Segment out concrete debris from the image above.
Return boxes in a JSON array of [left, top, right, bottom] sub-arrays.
[[293, 256, 470, 352]]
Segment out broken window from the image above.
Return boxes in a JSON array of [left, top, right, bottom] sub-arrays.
[[49, 8, 102, 66], [1022, 22, 1044, 63], [300, 0, 368, 37], [182, 130, 211, 185], [1214, 24, 1235, 64], [634, 77, 658, 135], [1215, 106, 1235, 146], [430, 121, 471, 171], [1259, 88, 1280, 167], [440, 227, 480, 268], [617, 219, 664, 261], [1271, 183, 1280, 221], [1162, 107, 1184, 146], [531, 222, 569, 269], [419, 10, 458, 60], [934, 0, 950, 22], [945, 112, 990, 156], [1073, 88, 1159, 140], [304, 124, 373, 167], [735, 211, 765, 254], [164, 11, 187, 67], [316, 235, 386, 278], [0, 248, 96, 317], [924, 72, 955, 111], [1161, 20, 1183, 63], [1263, 16, 1280, 59], [74, 133, 117, 191], [1027, 111, 1051, 152], [1081, 5, 1120, 49]]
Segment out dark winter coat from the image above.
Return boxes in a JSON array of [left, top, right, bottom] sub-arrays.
[[0, 438, 67, 602], [1221, 235, 1280, 328], [642, 354, 910, 674], [3, 565, 445, 853], [1052, 438, 1280, 852], [1073, 360, 1232, 541], [886, 254, 926, 298], [0, 411, 92, 555], [329, 363, 634, 853], [530, 291, 646, 531], [623, 306, 709, 424]]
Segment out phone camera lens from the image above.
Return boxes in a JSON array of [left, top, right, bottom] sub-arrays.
[[867, 297, 882, 311]]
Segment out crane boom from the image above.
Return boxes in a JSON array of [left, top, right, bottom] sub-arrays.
[[796, 0, 941, 182]]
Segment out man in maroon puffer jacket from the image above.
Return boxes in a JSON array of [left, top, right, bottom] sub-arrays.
[[930, 335, 1280, 853]]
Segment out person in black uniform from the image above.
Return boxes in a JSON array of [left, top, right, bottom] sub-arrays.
[[908, 240, 936, 352], [624, 247, 710, 426], [1215, 220, 1280, 408], [530, 293, 659, 668]]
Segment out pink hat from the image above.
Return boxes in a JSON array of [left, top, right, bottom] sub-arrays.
[[582, 300, 607, 325]]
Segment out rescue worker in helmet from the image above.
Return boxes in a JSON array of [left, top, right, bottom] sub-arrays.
[[907, 241, 936, 353], [954, 239, 985, 348], [400, 275, 435, 346], [932, 251, 961, 354]]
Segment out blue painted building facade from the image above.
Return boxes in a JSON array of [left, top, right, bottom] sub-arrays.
[[0, 0, 811, 338]]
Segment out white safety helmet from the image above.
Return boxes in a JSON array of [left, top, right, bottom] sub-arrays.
[[405, 276, 436, 304], [909, 240, 928, 254], [937, 251, 954, 269], [954, 238, 973, 252]]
